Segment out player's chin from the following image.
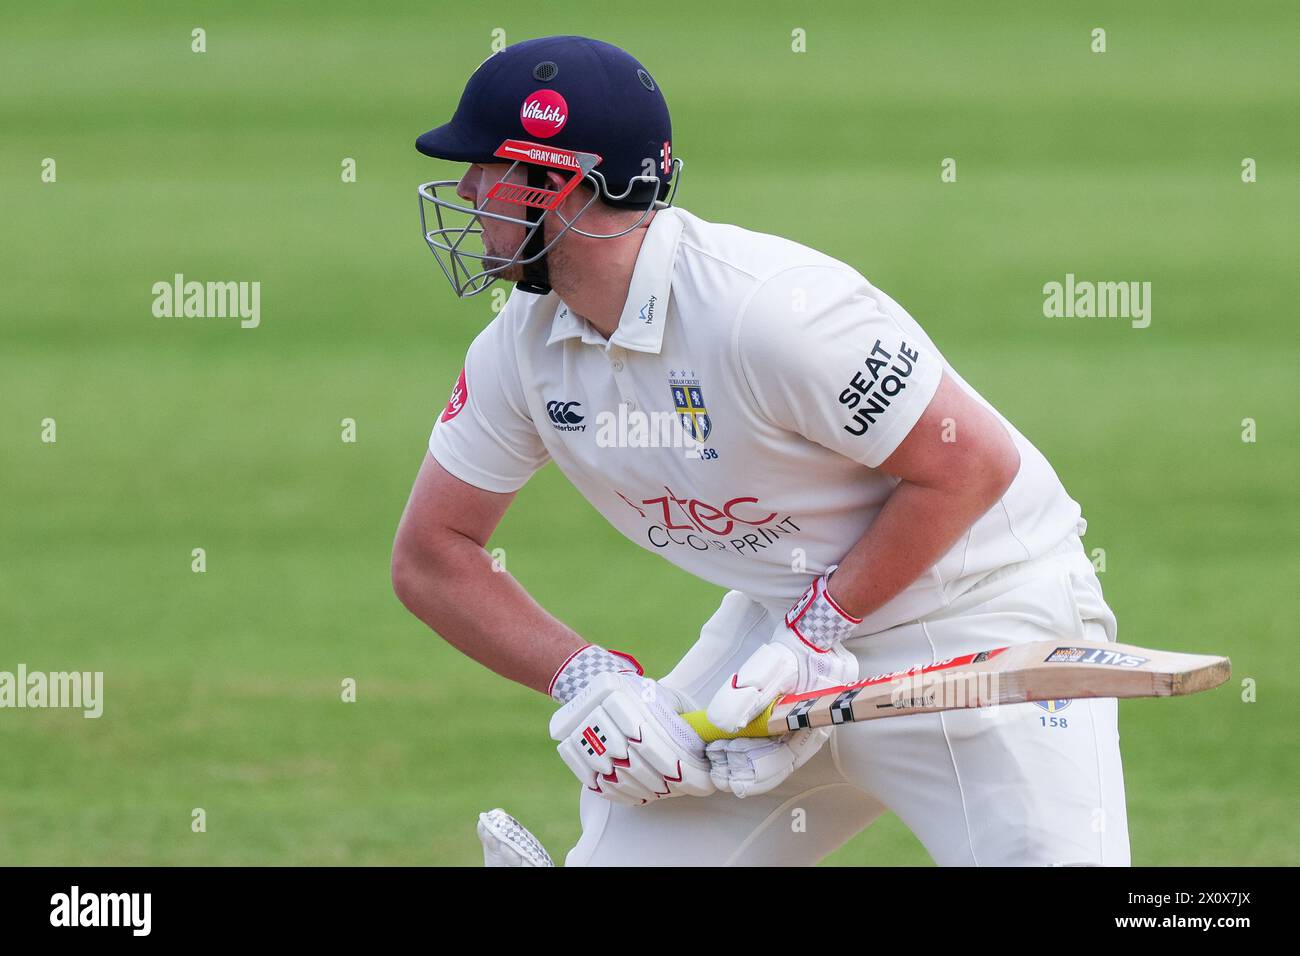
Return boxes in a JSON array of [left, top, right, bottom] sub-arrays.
[[486, 259, 524, 283]]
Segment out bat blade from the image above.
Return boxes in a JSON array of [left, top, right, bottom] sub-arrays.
[[679, 640, 1231, 742]]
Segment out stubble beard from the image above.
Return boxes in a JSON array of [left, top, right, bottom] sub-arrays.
[[481, 230, 524, 282], [483, 221, 573, 289]]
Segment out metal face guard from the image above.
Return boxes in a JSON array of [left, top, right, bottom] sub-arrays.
[[417, 140, 602, 298]]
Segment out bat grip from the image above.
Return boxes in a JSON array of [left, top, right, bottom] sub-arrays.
[[678, 703, 778, 742]]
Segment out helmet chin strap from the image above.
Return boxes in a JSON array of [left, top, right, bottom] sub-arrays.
[[515, 164, 552, 295]]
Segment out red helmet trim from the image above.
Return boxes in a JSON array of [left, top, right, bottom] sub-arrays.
[[487, 140, 602, 211]]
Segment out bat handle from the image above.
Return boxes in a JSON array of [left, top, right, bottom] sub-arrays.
[[678, 703, 778, 742]]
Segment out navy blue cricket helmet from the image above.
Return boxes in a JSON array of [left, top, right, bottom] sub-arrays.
[[415, 36, 681, 298]]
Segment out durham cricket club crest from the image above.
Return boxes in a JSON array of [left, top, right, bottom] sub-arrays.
[[669, 370, 711, 443]]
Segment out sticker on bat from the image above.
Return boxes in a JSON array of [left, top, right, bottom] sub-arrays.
[[1045, 647, 1149, 668], [784, 698, 819, 731], [829, 687, 863, 724]]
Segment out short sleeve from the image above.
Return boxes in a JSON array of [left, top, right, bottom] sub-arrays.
[[735, 266, 943, 469], [429, 314, 549, 493]]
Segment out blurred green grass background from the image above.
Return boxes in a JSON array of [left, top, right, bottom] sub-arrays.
[[1, 0, 1296, 865]]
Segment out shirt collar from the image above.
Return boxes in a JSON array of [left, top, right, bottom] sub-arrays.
[[546, 207, 685, 353]]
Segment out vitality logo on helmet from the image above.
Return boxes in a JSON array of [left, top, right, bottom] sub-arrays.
[[520, 90, 568, 137]]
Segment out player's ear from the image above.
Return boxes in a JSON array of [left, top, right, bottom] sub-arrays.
[[552, 175, 599, 225], [546, 168, 576, 195]]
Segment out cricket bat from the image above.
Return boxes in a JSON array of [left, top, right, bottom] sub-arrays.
[[679, 639, 1230, 742]]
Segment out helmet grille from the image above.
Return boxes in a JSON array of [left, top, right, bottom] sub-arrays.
[[637, 69, 655, 91], [533, 61, 559, 82]]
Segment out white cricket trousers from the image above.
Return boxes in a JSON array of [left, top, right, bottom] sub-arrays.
[[565, 536, 1131, 866]]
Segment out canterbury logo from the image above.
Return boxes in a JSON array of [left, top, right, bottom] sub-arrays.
[[546, 400, 584, 427]]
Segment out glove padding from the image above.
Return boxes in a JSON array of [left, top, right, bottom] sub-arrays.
[[705, 727, 833, 798], [704, 629, 859, 799], [550, 671, 715, 806], [706, 631, 859, 733]]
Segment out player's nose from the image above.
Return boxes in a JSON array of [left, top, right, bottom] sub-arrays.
[[456, 165, 480, 204]]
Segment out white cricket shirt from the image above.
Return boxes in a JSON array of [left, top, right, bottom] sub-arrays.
[[429, 206, 1084, 633]]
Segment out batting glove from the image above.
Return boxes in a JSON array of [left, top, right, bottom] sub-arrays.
[[550, 667, 715, 806], [704, 568, 861, 797]]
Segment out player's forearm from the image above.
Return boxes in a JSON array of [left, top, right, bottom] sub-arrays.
[[826, 466, 1016, 621], [391, 531, 585, 695]]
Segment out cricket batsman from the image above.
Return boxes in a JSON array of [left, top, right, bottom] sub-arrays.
[[393, 35, 1130, 865]]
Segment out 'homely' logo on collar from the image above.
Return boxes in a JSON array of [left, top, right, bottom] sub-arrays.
[[638, 295, 657, 325]]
